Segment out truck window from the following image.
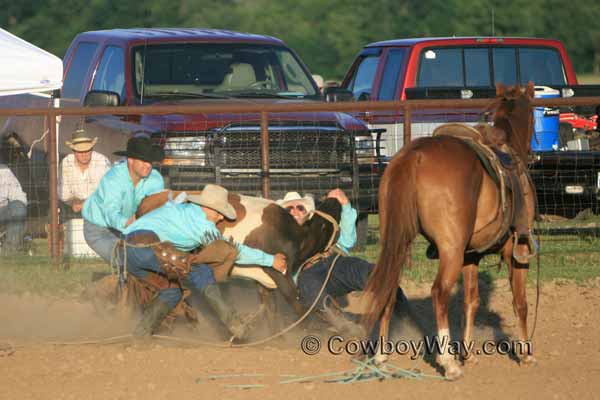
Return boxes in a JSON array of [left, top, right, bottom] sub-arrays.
[[275, 51, 316, 94], [465, 48, 491, 86], [378, 49, 406, 100], [62, 42, 98, 99], [493, 48, 518, 85], [92, 46, 125, 103], [519, 48, 566, 86], [347, 55, 380, 100], [417, 48, 462, 87]]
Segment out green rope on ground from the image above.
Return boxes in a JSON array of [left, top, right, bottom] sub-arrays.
[[222, 384, 267, 389], [195, 356, 447, 388], [279, 370, 355, 384], [195, 373, 265, 383]]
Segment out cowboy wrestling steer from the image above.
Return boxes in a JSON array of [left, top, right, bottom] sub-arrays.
[[135, 189, 343, 334]]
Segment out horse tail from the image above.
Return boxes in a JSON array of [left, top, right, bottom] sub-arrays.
[[363, 150, 420, 331]]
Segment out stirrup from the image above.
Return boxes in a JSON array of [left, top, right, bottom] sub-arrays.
[[512, 231, 539, 264]]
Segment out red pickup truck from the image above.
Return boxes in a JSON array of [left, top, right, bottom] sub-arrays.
[[1, 28, 374, 218], [336, 36, 600, 217]]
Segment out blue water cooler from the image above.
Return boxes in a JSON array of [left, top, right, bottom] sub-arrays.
[[531, 86, 560, 151]]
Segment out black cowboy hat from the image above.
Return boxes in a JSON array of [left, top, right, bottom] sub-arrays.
[[114, 136, 164, 163]]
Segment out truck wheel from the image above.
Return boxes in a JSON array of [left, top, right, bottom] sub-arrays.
[[354, 213, 369, 252], [559, 123, 574, 147]]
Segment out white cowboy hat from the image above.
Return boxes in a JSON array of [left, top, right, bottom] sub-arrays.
[[276, 191, 315, 213], [65, 129, 98, 152], [187, 184, 237, 220]]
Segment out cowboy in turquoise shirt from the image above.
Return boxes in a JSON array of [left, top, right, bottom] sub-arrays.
[[124, 200, 274, 266], [82, 137, 165, 263], [83, 161, 164, 231], [123, 184, 287, 342]]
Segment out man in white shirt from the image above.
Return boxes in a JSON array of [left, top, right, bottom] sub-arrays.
[[0, 164, 27, 254], [58, 129, 111, 218]]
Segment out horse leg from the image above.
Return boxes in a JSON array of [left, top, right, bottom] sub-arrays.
[[432, 248, 464, 380], [257, 285, 280, 335], [373, 300, 394, 364], [462, 263, 480, 365], [502, 244, 536, 365]]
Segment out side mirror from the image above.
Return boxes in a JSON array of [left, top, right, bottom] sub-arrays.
[[357, 91, 371, 102], [323, 87, 353, 103], [84, 90, 120, 107]]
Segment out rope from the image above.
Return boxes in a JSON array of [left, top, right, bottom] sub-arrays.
[[109, 237, 163, 286], [12, 253, 342, 349], [194, 357, 446, 389], [16, 207, 343, 348], [154, 253, 343, 348]]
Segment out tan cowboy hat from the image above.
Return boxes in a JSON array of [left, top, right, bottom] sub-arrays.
[[276, 191, 315, 213], [187, 184, 237, 220], [65, 129, 98, 152]]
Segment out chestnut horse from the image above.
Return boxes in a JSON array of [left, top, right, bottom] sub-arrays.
[[364, 83, 537, 380]]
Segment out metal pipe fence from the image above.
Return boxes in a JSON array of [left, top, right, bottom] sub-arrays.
[[0, 96, 598, 263]]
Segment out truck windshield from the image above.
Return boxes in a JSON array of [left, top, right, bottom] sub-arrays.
[[132, 43, 319, 101]]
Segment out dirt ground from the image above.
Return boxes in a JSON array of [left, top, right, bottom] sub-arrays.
[[1, 278, 599, 400]]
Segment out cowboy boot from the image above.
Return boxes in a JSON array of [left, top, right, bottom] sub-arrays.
[[199, 284, 249, 341], [133, 297, 173, 337], [315, 298, 366, 339]]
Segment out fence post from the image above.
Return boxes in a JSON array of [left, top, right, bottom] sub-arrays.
[[48, 110, 59, 264], [403, 104, 413, 268], [403, 104, 412, 146], [260, 111, 270, 199]]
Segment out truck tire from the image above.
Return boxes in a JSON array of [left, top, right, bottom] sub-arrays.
[[559, 122, 574, 147], [354, 212, 369, 252]]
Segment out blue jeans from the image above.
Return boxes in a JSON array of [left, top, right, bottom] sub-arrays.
[[83, 220, 120, 263], [298, 255, 374, 312], [121, 230, 217, 308], [0, 200, 27, 253]]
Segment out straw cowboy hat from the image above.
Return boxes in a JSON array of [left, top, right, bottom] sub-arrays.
[[114, 136, 165, 163], [187, 184, 237, 220], [276, 191, 315, 214], [65, 129, 98, 152]]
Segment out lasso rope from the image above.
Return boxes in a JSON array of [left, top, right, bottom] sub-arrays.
[[195, 356, 446, 387], [156, 252, 343, 348], [11, 253, 341, 348]]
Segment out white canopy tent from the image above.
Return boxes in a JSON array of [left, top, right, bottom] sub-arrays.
[[0, 28, 65, 258], [0, 27, 62, 96]]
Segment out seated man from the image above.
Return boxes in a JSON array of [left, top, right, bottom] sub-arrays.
[[59, 129, 111, 219], [0, 164, 27, 254], [82, 136, 165, 263], [122, 184, 287, 341], [277, 189, 406, 338]]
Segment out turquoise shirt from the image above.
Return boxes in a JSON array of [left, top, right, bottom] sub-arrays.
[[124, 201, 275, 267], [336, 203, 358, 253], [82, 161, 164, 232]]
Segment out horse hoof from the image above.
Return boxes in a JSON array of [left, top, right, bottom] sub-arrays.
[[520, 355, 537, 366], [463, 355, 479, 366], [444, 365, 464, 381], [373, 353, 388, 365], [437, 356, 464, 381]]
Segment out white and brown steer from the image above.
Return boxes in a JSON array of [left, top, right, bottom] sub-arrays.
[[136, 190, 342, 331]]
